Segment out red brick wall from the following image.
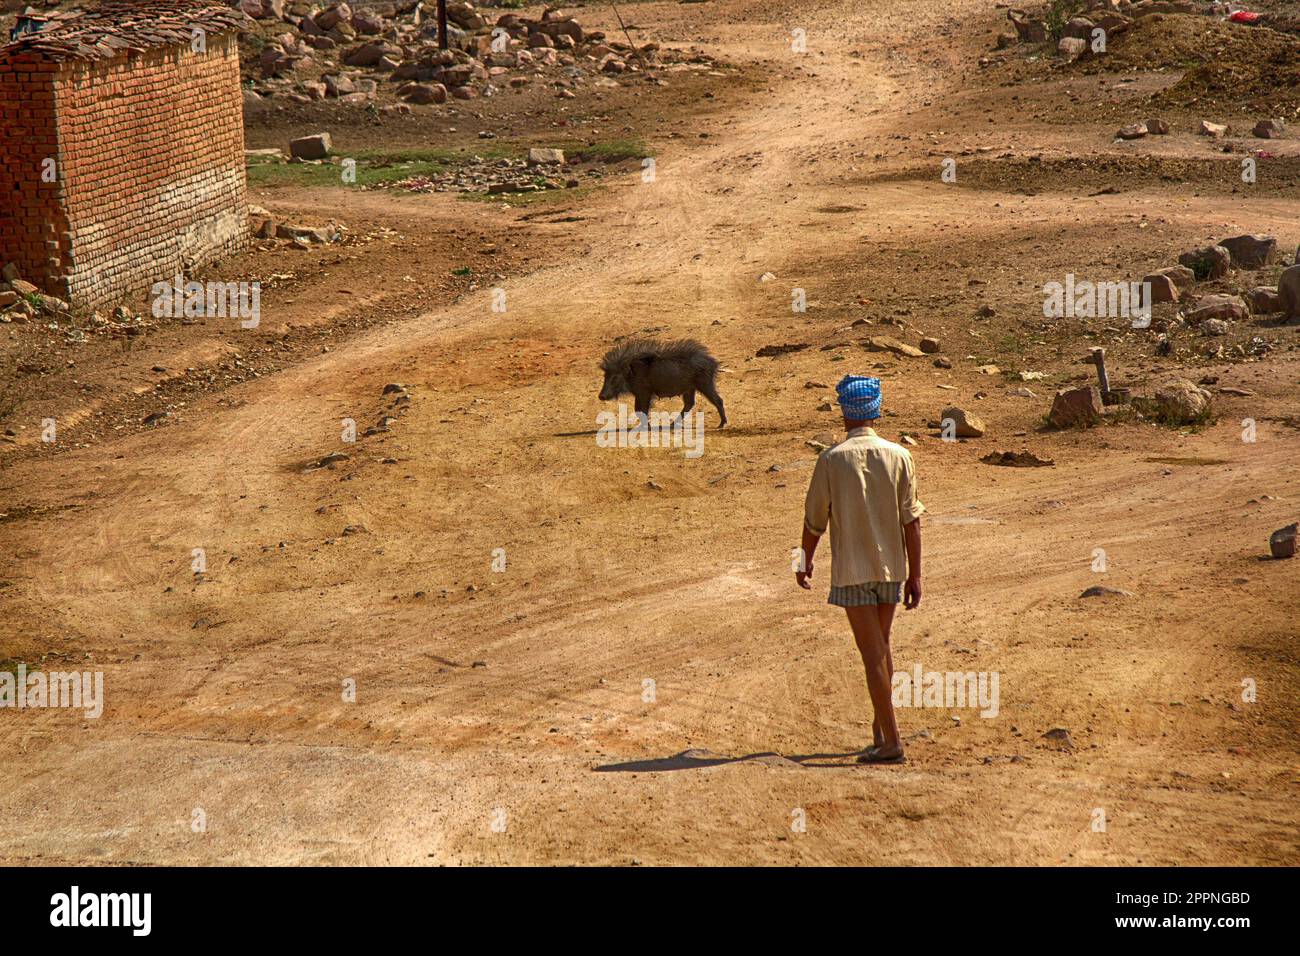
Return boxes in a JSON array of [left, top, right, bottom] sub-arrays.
[[0, 32, 249, 308], [0, 56, 64, 290]]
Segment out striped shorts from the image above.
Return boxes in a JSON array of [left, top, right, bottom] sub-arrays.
[[828, 581, 904, 607]]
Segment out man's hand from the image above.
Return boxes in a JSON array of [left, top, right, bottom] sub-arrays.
[[795, 561, 814, 590], [904, 576, 921, 610]]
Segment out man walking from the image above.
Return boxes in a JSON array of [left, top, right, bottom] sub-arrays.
[[796, 376, 924, 764]]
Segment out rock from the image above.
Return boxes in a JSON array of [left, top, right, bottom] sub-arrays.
[[1177, 245, 1230, 281], [527, 147, 566, 165], [276, 223, 336, 244], [1145, 117, 1170, 135], [351, 10, 385, 35], [865, 336, 924, 358], [1155, 264, 1195, 294], [323, 73, 355, 97], [933, 357, 952, 369], [1147, 379, 1212, 424], [451, 86, 477, 100], [398, 82, 446, 104], [1277, 265, 1300, 321], [1270, 523, 1297, 559], [1246, 287, 1280, 315], [1184, 294, 1248, 325], [1116, 122, 1147, 140], [1057, 37, 1087, 61], [1061, 17, 1094, 40], [1048, 386, 1103, 429], [1042, 727, 1077, 748], [289, 133, 332, 160], [446, 1, 486, 30], [1008, 11, 1047, 43], [1080, 586, 1132, 599], [1198, 120, 1227, 137], [1142, 272, 1179, 304], [343, 41, 398, 67], [315, 3, 352, 31], [940, 406, 984, 438], [919, 337, 941, 354], [1253, 118, 1285, 139], [981, 450, 1054, 467], [755, 343, 808, 358], [1217, 235, 1277, 270], [1, 262, 19, 282], [8, 279, 37, 296], [0, 290, 16, 308], [1200, 318, 1229, 337]]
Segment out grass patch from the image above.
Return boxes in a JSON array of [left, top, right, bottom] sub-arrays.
[[562, 138, 651, 163], [246, 145, 513, 189]]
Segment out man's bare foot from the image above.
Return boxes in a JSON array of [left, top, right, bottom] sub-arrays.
[[857, 746, 905, 764]]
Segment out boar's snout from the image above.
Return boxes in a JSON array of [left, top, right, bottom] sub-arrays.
[[597, 371, 619, 402]]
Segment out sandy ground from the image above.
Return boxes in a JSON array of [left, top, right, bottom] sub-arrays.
[[1, 0, 1297, 865]]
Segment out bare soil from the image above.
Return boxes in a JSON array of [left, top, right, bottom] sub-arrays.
[[1, 0, 1296, 866]]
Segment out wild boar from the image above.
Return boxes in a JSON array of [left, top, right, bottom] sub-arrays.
[[598, 338, 727, 427]]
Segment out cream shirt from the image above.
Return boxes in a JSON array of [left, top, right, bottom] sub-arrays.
[[803, 427, 925, 586]]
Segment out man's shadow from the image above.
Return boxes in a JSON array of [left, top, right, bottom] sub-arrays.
[[593, 748, 867, 772]]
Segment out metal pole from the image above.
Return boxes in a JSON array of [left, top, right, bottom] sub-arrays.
[[438, 0, 448, 50]]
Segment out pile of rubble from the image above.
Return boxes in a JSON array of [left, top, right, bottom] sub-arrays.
[[0, 263, 70, 325], [1138, 236, 1300, 355], [999, 0, 1289, 61], [240, 1, 714, 108], [372, 147, 581, 195]]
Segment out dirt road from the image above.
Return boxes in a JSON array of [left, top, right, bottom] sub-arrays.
[[1, 0, 1297, 865]]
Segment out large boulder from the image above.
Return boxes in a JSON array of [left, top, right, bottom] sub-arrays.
[[289, 132, 332, 160], [1061, 17, 1094, 40], [1253, 118, 1286, 139], [446, 1, 486, 30], [1178, 245, 1231, 281], [1183, 294, 1248, 325], [1057, 37, 1087, 61], [315, 2, 352, 30], [1247, 286, 1281, 315], [398, 82, 446, 104], [1217, 235, 1277, 270], [1008, 10, 1047, 42], [1146, 379, 1212, 425], [343, 41, 399, 67], [940, 407, 985, 438], [1271, 523, 1298, 559], [1155, 265, 1195, 294], [1141, 272, 1179, 304], [1048, 386, 1103, 429], [351, 10, 386, 35], [1279, 264, 1300, 323]]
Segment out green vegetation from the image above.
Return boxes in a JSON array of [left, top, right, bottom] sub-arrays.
[[563, 138, 651, 163], [245, 145, 512, 189], [1045, 0, 1087, 41]]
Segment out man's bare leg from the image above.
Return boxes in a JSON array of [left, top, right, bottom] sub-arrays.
[[846, 604, 902, 760], [870, 602, 898, 749]]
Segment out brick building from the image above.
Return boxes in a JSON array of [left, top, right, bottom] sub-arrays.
[[0, 1, 252, 309]]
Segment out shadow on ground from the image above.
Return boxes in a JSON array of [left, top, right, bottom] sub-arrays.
[[594, 747, 869, 772]]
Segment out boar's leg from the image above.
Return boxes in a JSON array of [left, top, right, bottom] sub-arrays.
[[632, 389, 653, 431], [700, 383, 726, 428], [676, 389, 696, 423]]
